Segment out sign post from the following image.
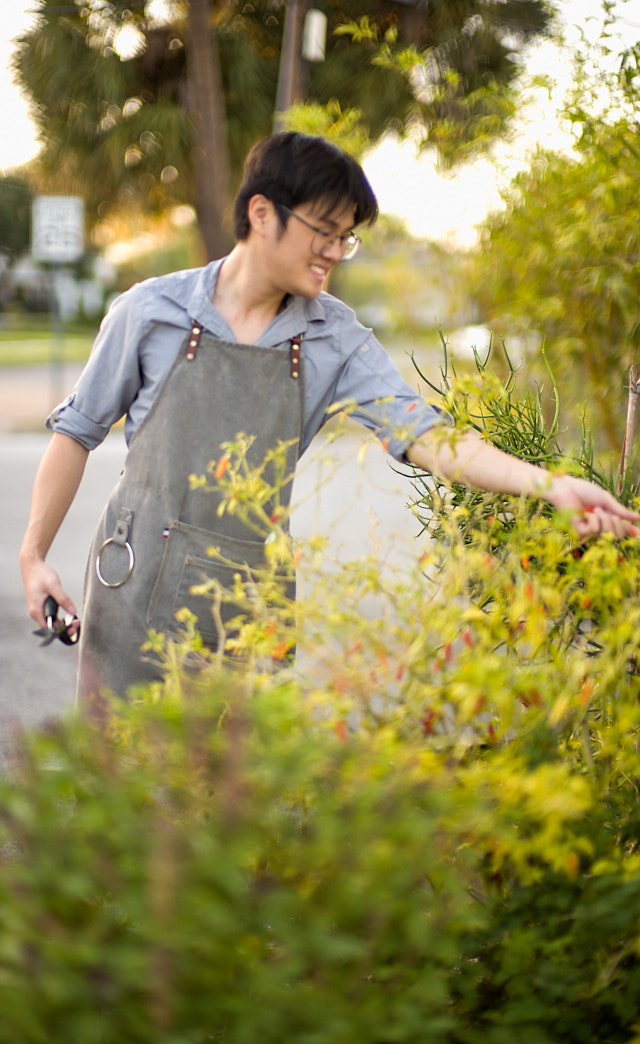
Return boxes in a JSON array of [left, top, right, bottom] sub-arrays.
[[32, 195, 85, 408]]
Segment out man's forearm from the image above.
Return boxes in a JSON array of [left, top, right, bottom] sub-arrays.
[[406, 428, 551, 498], [20, 433, 89, 566], [20, 433, 90, 627], [407, 426, 640, 540]]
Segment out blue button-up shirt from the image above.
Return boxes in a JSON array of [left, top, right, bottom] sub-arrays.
[[48, 260, 449, 461]]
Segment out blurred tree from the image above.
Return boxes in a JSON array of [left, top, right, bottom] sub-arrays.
[[308, 0, 555, 166], [13, 0, 236, 259], [467, 37, 640, 451], [13, 0, 555, 259], [186, 0, 229, 262], [0, 174, 32, 257]]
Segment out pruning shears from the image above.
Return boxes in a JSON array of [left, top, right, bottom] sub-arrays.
[[32, 596, 80, 647]]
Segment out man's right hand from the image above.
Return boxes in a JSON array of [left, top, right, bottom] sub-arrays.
[[19, 432, 89, 634], [21, 557, 80, 634]]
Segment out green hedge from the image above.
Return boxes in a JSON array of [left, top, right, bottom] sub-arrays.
[[3, 662, 640, 1043]]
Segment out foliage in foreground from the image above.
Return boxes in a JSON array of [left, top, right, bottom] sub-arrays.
[[466, 29, 640, 449], [4, 344, 640, 1041]]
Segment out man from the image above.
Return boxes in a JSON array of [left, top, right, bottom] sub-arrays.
[[20, 132, 639, 701]]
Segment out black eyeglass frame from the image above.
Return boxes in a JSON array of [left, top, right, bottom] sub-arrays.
[[278, 204, 361, 261]]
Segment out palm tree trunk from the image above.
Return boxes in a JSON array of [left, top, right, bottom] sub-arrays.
[[274, 0, 310, 131], [185, 0, 232, 260]]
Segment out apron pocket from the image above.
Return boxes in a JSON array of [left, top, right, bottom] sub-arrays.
[[147, 521, 269, 644]]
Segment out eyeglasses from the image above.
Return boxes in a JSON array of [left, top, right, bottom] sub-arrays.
[[279, 205, 361, 261]]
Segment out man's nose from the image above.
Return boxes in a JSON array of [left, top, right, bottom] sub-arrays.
[[320, 236, 343, 263]]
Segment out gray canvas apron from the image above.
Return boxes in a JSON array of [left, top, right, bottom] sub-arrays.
[[77, 321, 304, 701]]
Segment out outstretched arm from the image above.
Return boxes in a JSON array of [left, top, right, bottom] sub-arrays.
[[407, 428, 640, 540], [20, 433, 89, 629]]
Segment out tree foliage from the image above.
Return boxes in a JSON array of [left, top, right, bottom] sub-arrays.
[[12, 0, 555, 256], [0, 175, 32, 257], [320, 0, 554, 166], [466, 32, 640, 450], [468, 123, 640, 450]]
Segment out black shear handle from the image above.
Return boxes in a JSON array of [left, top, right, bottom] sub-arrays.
[[43, 595, 80, 646]]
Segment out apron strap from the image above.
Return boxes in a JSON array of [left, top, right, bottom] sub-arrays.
[[186, 320, 203, 361], [291, 335, 302, 379]]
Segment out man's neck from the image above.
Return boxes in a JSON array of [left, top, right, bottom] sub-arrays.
[[213, 244, 286, 343]]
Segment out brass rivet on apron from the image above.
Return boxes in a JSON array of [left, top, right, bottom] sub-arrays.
[[290, 335, 302, 379], [186, 321, 203, 361]]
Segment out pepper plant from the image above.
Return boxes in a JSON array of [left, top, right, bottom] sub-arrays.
[[3, 342, 640, 1040]]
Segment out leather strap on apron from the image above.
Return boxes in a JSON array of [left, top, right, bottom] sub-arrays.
[[77, 323, 304, 701]]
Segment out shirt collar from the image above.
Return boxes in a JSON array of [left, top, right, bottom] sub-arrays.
[[159, 259, 327, 344], [267, 291, 325, 343]]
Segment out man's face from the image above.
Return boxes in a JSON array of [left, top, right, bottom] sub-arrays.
[[270, 198, 357, 298]]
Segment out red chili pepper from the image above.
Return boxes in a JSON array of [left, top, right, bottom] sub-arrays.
[[421, 710, 437, 736], [214, 454, 230, 480], [334, 720, 349, 742]]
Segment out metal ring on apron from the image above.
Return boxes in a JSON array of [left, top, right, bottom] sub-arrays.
[[95, 538, 135, 588]]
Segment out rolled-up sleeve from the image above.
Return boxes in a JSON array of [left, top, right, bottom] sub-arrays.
[[333, 326, 452, 462], [46, 288, 149, 450]]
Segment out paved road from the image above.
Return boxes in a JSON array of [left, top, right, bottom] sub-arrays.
[[1, 432, 127, 762], [1, 422, 424, 763]]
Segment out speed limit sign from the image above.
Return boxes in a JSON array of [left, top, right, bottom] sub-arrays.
[[32, 195, 84, 263]]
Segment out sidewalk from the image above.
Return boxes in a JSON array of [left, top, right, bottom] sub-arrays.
[[0, 363, 85, 434]]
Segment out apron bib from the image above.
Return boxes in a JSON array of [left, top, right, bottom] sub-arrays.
[[77, 322, 304, 701]]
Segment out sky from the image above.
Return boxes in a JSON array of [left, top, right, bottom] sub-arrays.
[[2, 0, 640, 247]]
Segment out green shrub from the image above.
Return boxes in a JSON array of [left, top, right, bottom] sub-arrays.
[[465, 114, 640, 449], [0, 680, 486, 1044], [3, 342, 640, 1041]]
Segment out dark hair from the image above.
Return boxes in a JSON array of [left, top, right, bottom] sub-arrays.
[[233, 132, 379, 240]]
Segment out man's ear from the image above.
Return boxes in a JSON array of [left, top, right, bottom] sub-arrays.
[[246, 194, 275, 237]]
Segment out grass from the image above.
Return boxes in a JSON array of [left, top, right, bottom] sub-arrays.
[[0, 319, 97, 367]]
